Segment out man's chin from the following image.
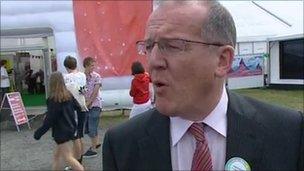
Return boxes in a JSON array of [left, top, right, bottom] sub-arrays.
[[155, 103, 176, 117]]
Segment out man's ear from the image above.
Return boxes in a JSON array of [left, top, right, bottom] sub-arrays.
[[215, 45, 234, 77]]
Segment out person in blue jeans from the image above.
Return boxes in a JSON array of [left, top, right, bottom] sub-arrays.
[[82, 57, 102, 158]]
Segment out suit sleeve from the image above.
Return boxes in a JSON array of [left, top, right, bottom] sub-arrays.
[[103, 130, 118, 171], [298, 111, 304, 171], [34, 100, 58, 140]]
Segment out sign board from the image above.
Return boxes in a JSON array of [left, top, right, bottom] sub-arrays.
[[253, 42, 267, 54], [239, 42, 253, 55], [0, 92, 30, 131]]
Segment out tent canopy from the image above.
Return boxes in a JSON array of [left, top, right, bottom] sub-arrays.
[[1, 1, 303, 40], [220, 1, 303, 42]]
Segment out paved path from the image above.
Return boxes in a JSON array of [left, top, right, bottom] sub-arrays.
[[0, 115, 106, 170]]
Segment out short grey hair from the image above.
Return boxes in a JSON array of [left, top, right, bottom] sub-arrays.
[[202, 1, 236, 48], [157, 0, 236, 48]]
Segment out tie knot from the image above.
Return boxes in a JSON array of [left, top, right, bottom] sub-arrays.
[[189, 123, 205, 142]]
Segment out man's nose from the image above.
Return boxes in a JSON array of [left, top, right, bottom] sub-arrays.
[[148, 44, 167, 71]]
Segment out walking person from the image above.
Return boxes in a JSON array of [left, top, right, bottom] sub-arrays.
[[129, 61, 153, 119], [82, 57, 102, 158], [34, 72, 84, 171], [63, 56, 87, 168], [1, 60, 10, 101]]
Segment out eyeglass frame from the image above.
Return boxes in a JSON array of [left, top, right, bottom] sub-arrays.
[[136, 38, 226, 55]]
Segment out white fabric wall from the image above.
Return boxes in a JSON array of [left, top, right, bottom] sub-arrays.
[[228, 76, 264, 89], [1, 1, 77, 73], [29, 50, 44, 73], [153, 1, 304, 40], [221, 1, 303, 39]]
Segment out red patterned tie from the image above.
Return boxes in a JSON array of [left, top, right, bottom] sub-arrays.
[[189, 123, 213, 171]]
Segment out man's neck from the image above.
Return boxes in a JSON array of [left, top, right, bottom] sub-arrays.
[[182, 85, 225, 121]]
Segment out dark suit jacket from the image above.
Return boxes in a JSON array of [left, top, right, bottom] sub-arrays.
[[103, 91, 304, 171]]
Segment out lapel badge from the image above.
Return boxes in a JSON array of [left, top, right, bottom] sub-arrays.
[[225, 157, 251, 171]]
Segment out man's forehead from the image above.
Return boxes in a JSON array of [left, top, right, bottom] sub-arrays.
[[149, 3, 208, 26], [154, 3, 206, 17], [145, 4, 208, 38]]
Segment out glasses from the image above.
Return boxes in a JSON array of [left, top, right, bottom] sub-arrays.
[[136, 38, 224, 56]]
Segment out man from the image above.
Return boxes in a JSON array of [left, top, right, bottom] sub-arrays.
[[63, 56, 87, 168], [0, 60, 10, 100], [103, 1, 304, 171], [82, 57, 102, 158]]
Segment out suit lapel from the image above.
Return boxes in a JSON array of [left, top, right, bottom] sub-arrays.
[[226, 91, 265, 170], [135, 91, 265, 170], [137, 109, 172, 170]]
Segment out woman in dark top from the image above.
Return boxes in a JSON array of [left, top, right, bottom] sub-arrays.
[[34, 72, 84, 171]]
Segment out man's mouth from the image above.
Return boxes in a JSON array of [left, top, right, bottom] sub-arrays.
[[154, 81, 166, 88], [153, 80, 169, 95]]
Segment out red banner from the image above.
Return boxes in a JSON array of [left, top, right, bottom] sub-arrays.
[[73, 1, 152, 77]]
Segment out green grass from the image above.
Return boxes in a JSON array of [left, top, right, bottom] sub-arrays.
[[21, 88, 303, 111], [21, 93, 46, 107], [101, 110, 130, 129], [233, 88, 304, 112]]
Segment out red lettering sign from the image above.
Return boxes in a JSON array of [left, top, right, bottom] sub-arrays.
[[6, 92, 29, 125]]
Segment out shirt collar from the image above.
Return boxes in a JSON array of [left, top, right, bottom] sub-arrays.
[[170, 87, 228, 147]]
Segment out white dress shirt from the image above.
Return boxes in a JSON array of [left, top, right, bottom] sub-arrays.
[[170, 88, 228, 171]]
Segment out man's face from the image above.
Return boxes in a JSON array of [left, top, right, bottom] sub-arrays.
[[145, 4, 221, 118], [85, 62, 95, 74]]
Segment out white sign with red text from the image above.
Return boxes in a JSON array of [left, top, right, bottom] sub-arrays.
[[4, 92, 29, 125]]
